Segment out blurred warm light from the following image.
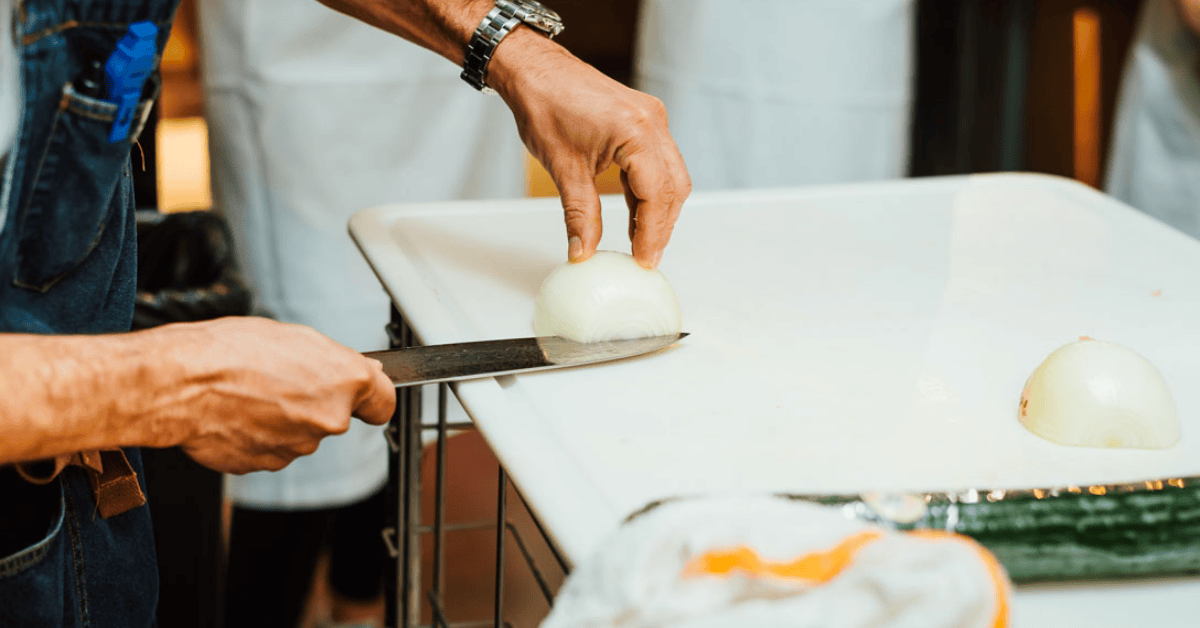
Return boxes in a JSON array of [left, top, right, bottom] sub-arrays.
[[156, 117, 212, 213], [1073, 7, 1101, 188], [161, 24, 193, 71], [156, 126, 607, 212], [527, 154, 624, 198]]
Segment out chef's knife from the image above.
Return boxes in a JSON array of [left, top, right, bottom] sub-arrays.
[[363, 333, 688, 388]]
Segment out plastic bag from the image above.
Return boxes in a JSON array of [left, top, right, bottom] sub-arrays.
[[132, 209, 252, 330]]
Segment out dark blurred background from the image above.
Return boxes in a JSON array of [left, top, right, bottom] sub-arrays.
[[157, 0, 1147, 207]]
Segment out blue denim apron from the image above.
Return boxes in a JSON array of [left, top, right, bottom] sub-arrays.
[[0, 0, 179, 625]]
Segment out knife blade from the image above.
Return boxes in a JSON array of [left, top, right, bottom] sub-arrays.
[[363, 333, 688, 388]]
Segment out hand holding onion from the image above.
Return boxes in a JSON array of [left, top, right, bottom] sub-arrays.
[[485, 29, 691, 270], [1020, 338, 1180, 450], [534, 251, 682, 343]]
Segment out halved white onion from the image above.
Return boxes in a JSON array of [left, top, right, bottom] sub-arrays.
[[533, 251, 682, 343], [1019, 338, 1180, 449]]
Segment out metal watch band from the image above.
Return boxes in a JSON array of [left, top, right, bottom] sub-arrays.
[[461, 1, 562, 94], [461, 6, 520, 94]]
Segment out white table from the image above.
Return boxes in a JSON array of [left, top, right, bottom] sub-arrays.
[[351, 173, 1200, 627]]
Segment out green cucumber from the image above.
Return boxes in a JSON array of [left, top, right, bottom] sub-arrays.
[[629, 478, 1200, 583], [791, 479, 1200, 582]]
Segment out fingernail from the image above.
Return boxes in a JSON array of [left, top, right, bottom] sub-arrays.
[[568, 236, 583, 262]]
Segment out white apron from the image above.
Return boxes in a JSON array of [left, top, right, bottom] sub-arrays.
[[198, 0, 526, 509], [1105, 0, 1200, 240], [634, 0, 916, 190]]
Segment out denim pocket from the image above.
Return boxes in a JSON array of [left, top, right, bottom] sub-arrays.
[[12, 78, 155, 292], [0, 479, 65, 580]]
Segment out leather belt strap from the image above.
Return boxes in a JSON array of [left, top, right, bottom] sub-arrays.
[[15, 449, 147, 518]]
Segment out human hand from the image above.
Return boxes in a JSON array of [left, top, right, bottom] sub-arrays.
[[488, 28, 691, 269], [155, 317, 395, 474]]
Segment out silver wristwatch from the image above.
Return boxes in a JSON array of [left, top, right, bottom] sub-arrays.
[[461, 0, 564, 94]]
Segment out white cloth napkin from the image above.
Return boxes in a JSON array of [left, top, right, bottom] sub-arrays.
[[542, 496, 1009, 628]]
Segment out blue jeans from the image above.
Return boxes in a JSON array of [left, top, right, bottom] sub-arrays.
[[0, 1, 180, 625]]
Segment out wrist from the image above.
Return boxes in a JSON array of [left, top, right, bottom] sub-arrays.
[[118, 322, 211, 449], [451, 1, 499, 64], [461, 0, 565, 93], [487, 26, 572, 101]]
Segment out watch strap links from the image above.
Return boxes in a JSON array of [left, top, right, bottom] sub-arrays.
[[461, 6, 521, 94]]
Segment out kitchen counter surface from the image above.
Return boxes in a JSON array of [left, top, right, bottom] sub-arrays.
[[352, 173, 1200, 627]]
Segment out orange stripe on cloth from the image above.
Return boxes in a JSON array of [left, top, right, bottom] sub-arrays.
[[908, 530, 1010, 628], [682, 530, 883, 583], [682, 528, 1009, 628]]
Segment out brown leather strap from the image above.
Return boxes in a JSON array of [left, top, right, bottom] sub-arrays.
[[14, 449, 147, 518], [88, 450, 147, 518], [14, 453, 77, 484]]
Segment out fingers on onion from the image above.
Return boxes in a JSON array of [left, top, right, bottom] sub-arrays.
[[1020, 338, 1180, 450], [534, 250, 682, 343]]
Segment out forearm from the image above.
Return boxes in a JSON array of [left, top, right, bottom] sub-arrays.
[[0, 328, 191, 465], [313, 0, 568, 100], [314, 0, 491, 64], [1181, 0, 1200, 35]]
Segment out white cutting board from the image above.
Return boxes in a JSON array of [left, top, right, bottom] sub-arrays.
[[350, 173, 1200, 627]]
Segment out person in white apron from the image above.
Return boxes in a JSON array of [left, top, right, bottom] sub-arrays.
[[633, 0, 916, 190], [1106, 0, 1200, 239], [197, 1, 526, 625]]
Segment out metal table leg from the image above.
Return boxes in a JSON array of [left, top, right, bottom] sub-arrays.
[[382, 306, 569, 628], [384, 307, 422, 628]]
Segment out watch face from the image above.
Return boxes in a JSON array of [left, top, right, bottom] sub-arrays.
[[506, 0, 564, 36], [521, 1, 560, 20]]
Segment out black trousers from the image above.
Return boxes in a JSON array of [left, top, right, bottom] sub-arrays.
[[224, 487, 387, 628]]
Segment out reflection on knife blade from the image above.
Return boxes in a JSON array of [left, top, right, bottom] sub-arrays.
[[363, 333, 688, 388]]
